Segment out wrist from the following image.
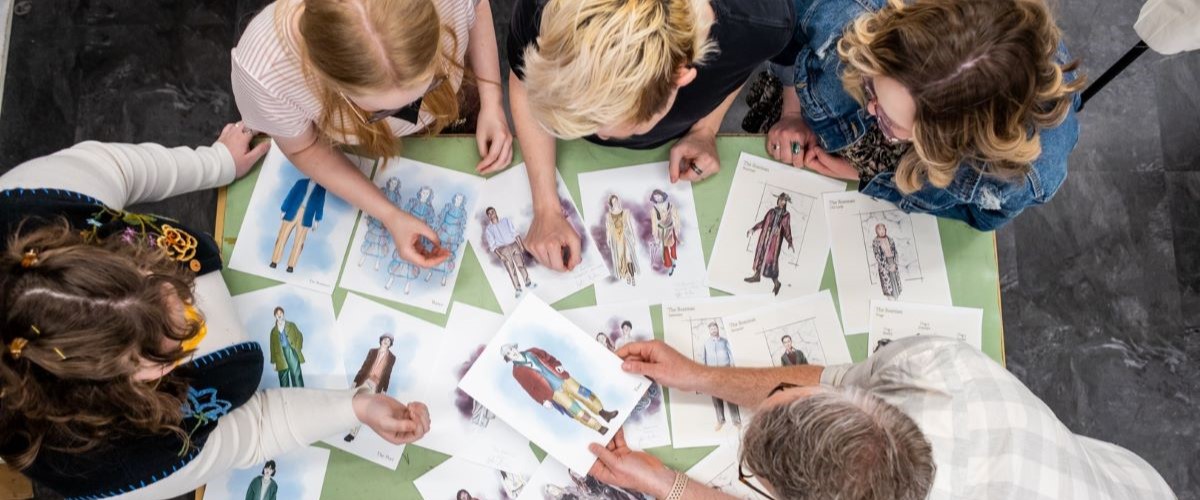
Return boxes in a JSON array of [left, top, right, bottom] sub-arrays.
[[688, 122, 719, 138], [653, 471, 685, 499]]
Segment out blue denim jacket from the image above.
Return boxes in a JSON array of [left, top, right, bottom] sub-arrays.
[[778, 0, 1080, 231]]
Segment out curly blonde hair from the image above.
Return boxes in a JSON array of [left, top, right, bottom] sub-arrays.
[[838, 0, 1085, 192], [520, 0, 716, 138]]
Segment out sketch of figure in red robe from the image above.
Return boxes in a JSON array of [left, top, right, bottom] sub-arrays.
[[745, 193, 794, 295], [501, 343, 618, 434]]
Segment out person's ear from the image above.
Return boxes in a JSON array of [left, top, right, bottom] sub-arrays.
[[675, 65, 699, 88]]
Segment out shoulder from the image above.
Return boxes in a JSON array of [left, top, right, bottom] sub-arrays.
[[714, 0, 796, 31], [433, 0, 478, 31]]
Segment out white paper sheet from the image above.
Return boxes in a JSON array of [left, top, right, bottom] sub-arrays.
[[560, 303, 671, 450], [467, 164, 609, 312], [707, 153, 846, 298], [338, 157, 485, 314], [824, 191, 952, 334], [325, 293, 442, 469], [867, 300, 983, 354], [202, 446, 330, 500], [416, 302, 541, 474], [228, 143, 372, 293], [685, 444, 767, 500], [231, 285, 348, 390], [413, 456, 530, 500], [516, 457, 651, 500], [459, 296, 652, 473], [722, 291, 853, 368], [661, 295, 771, 448], [577, 163, 709, 305]]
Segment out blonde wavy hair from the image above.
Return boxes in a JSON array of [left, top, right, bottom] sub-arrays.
[[521, 0, 717, 138], [278, 0, 463, 161], [838, 0, 1085, 192]]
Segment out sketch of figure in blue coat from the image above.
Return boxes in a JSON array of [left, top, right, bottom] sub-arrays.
[[271, 178, 325, 273], [359, 178, 402, 270], [387, 186, 437, 293], [425, 193, 467, 286]]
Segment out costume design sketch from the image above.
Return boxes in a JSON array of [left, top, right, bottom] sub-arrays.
[[870, 223, 903, 298], [359, 178, 402, 270], [243, 460, 278, 500], [429, 193, 468, 284], [517, 457, 650, 500], [504, 343, 619, 434], [700, 322, 740, 430], [758, 319, 825, 366], [271, 178, 326, 273], [387, 186, 438, 293], [744, 192, 794, 295], [867, 301, 984, 353], [413, 456, 531, 500], [778, 334, 809, 366], [344, 334, 397, 442], [859, 210, 923, 296], [723, 292, 852, 372], [603, 195, 640, 286], [648, 190, 680, 275], [484, 207, 536, 298], [203, 446, 330, 500], [268, 307, 305, 387]]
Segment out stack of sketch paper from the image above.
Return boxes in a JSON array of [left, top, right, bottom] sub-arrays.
[[413, 456, 531, 500], [459, 296, 653, 473], [867, 301, 984, 354]]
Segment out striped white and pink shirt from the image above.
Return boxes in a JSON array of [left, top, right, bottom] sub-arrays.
[[231, 0, 477, 141]]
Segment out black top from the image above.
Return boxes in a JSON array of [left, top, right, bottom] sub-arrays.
[[508, 0, 798, 149]]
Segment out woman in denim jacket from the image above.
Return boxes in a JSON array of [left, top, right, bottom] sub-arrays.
[[767, 0, 1084, 231]]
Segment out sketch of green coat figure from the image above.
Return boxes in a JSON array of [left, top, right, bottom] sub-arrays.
[[359, 178, 402, 270], [427, 193, 467, 285], [244, 460, 278, 500], [269, 307, 305, 388], [871, 223, 902, 299], [603, 195, 639, 286], [387, 186, 437, 294]]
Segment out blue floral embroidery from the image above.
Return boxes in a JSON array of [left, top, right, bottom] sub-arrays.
[[181, 387, 231, 422]]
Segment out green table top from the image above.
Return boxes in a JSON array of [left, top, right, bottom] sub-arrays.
[[217, 136, 1002, 499]]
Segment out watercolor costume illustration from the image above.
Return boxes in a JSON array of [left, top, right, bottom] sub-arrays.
[[484, 207, 536, 298], [359, 178, 402, 270], [648, 189, 680, 276], [345, 334, 397, 442], [428, 193, 468, 285], [268, 307, 305, 388], [745, 193, 794, 296], [779, 335, 808, 366], [603, 195, 639, 286], [387, 186, 437, 293], [502, 343, 619, 435], [871, 223, 902, 299], [271, 178, 326, 273], [243, 460, 279, 500], [702, 323, 740, 430]]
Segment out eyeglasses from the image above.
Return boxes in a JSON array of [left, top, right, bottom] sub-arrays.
[[738, 462, 777, 499], [862, 77, 907, 144], [341, 76, 446, 125]]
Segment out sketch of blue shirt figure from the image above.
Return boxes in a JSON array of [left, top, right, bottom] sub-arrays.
[[701, 322, 740, 430], [359, 178, 402, 271], [387, 186, 437, 294], [426, 193, 467, 285], [271, 178, 326, 273]]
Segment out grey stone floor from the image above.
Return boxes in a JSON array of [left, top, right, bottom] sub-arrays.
[[1, 0, 1197, 498]]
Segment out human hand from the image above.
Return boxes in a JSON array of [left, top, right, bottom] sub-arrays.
[[588, 430, 678, 498], [803, 146, 858, 180], [668, 128, 720, 183], [474, 104, 514, 174], [524, 211, 582, 272], [766, 112, 816, 167], [616, 340, 706, 393], [352, 393, 431, 445], [385, 212, 450, 269], [217, 122, 271, 179]]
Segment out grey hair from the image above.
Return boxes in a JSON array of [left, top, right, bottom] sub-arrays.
[[740, 387, 934, 500]]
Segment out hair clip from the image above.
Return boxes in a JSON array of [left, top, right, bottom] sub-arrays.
[[30, 325, 41, 336], [20, 249, 39, 268], [53, 347, 67, 360], [7, 338, 28, 359]]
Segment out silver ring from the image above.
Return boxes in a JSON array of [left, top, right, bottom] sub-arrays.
[[772, 143, 779, 152], [689, 163, 704, 176]]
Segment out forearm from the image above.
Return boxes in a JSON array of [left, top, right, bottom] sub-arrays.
[[781, 87, 803, 115], [468, 1, 504, 110], [508, 72, 561, 214], [690, 85, 743, 136], [694, 364, 824, 408], [677, 478, 742, 500]]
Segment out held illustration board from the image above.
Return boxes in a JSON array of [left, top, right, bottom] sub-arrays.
[[516, 457, 651, 500], [560, 303, 671, 450], [722, 291, 853, 370], [824, 191, 952, 334], [202, 446, 330, 500], [707, 153, 846, 298], [338, 157, 485, 314], [413, 456, 530, 500], [467, 164, 609, 312], [459, 296, 651, 473], [661, 295, 771, 448], [577, 163, 708, 305], [416, 302, 540, 474], [228, 143, 372, 293], [685, 444, 768, 500], [231, 285, 348, 390], [326, 293, 443, 469], [867, 301, 983, 354]]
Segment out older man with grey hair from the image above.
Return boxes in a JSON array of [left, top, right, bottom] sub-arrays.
[[586, 336, 1175, 500]]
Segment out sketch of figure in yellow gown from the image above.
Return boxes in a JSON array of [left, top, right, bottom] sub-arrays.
[[603, 195, 639, 286]]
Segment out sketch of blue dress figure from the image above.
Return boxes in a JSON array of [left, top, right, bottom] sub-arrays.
[[359, 178, 402, 270], [871, 223, 902, 299], [426, 193, 467, 286], [387, 186, 437, 293]]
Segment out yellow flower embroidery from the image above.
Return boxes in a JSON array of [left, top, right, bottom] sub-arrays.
[[156, 224, 198, 262]]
